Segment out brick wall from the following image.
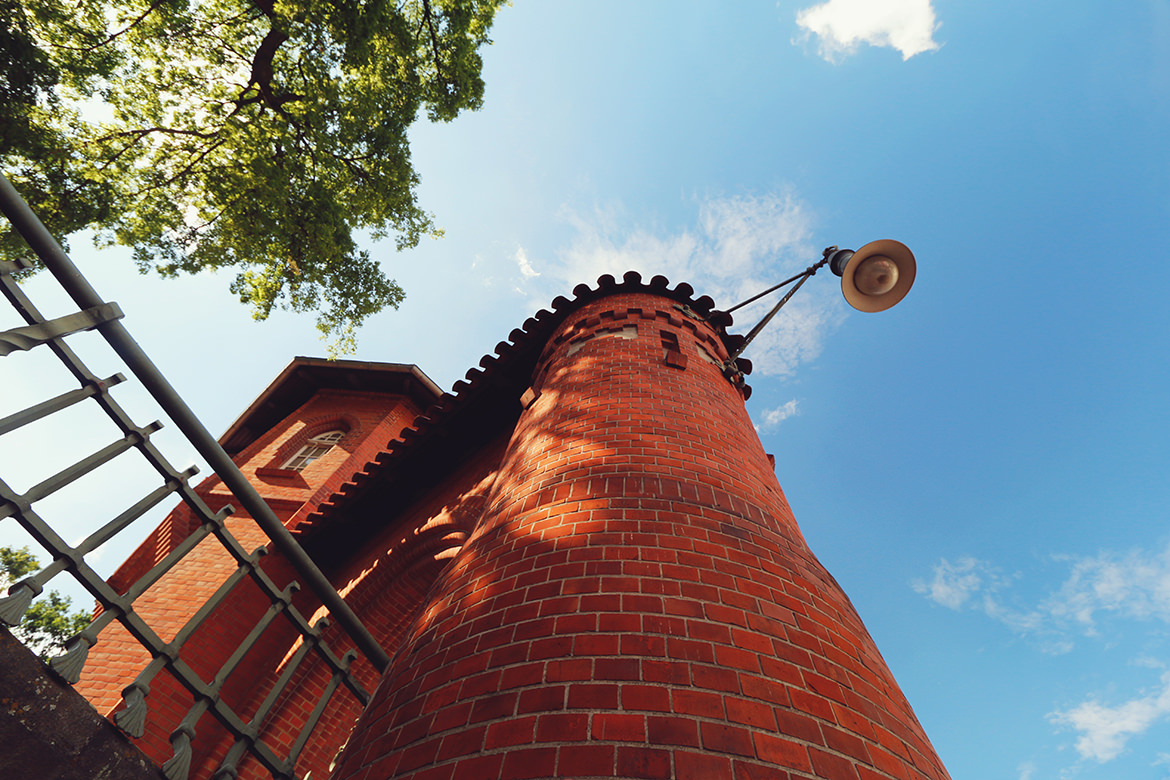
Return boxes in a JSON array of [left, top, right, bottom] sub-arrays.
[[75, 387, 431, 778], [213, 438, 509, 780], [329, 292, 951, 780]]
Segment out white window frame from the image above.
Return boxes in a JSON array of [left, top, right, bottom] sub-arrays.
[[281, 430, 346, 471]]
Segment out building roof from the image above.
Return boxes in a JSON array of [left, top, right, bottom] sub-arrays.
[[293, 272, 753, 565], [219, 357, 443, 456]]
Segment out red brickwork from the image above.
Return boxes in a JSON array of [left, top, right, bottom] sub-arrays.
[[76, 386, 436, 778], [214, 440, 508, 780], [330, 293, 950, 780]]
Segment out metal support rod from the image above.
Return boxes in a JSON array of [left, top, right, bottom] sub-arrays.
[[0, 171, 390, 671], [727, 257, 828, 362], [722, 267, 817, 315]]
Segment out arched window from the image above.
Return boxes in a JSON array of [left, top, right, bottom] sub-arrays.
[[281, 430, 345, 471]]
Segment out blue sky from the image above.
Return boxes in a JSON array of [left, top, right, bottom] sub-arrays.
[[4, 1, 1170, 778]]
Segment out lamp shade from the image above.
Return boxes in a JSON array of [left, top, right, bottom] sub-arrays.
[[840, 239, 916, 312]]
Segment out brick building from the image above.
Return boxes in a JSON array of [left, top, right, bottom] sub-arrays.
[[84, 272, 949, 779]]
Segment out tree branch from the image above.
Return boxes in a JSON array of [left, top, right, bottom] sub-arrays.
[[48, 0, 170, 54], [128, 136, 231, 197], [419, 0, 448, 88], [249, 26, 288, 93], [98, 127, 218, 143]]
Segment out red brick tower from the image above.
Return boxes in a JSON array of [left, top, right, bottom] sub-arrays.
[[327, 275, 950, 780]]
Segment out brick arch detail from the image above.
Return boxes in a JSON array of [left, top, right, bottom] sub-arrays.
[[201, 488, 492, 780], [265, 413, 363, 470]]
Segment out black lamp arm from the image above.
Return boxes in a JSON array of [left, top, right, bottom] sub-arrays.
[[722, 249, 835, 362]]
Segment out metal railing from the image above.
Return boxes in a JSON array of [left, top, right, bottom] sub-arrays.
[[0, 172, 388, 780]]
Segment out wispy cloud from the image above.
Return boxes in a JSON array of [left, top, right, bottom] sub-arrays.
[[1017, 761, 1036, 780], [794, 0, 941, 62], [530, 191, 843, 377], [914, 556, 1014, 610], [757, 399, 800, 430], [1044, 547, 1170, 633], [515, 246, 540, 280], [1050, 672, 1170, 763], [915, 543, 1170, 647], [919, 546, 1170, 768]]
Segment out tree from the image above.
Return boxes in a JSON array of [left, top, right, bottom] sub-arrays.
[[1, 0, 506, 353], [0, 545, 92, 659]]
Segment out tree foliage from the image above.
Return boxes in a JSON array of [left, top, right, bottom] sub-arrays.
[[1, 545, 91, 659], [1, 0, 505, 352]]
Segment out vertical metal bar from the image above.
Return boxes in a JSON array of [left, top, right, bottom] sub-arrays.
[[122, 507, 231, 602], [209, 583, 299, 691], [114, 656, 167, 737], [0, 302, 123, 354], [0, 256, 34, 275], [6, 423, 163, 513], [48, 606, 121, 682], [74, 470, 197, 556], [162, 701, 209, 780], [113, 545, 257, 737], [161, 581, 298, 779], [212, 621, 326, 780], [285, 650, 358, 770]]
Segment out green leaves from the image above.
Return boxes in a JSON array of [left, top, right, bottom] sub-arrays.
[[0, 546, 39, 581], [1, 0, 505, 353], [17, 592, 92, 660], [1, 546, 91, 660]]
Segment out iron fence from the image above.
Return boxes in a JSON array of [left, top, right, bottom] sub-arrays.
[[0, 172, 387, 780]]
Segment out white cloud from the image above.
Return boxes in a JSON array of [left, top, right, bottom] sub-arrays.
[[1050, 672, 1170, 763], [757, 399, 800, 430], [795, 0, 941, 62], [535, 191, 843, 377], [913, 557, 1055, 645], [916, 543, 1170, 649], [921, 550, 1170, 770], [914, 556, 1005, 610], [515, 246, 541, 280], [1043, 546, 1170, 633]]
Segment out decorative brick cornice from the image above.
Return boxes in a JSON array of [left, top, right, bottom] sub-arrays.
[[298, 273, 750, 542]]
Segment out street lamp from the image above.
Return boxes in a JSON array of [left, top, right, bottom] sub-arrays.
[[826, 239, 917, 313], [722, 240, 916, 364]]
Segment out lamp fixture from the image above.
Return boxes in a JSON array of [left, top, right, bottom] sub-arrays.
[[828, 239, 916, 313], [720, 240, 916, 364]]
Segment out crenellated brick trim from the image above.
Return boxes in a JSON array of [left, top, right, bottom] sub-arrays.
[[300, 273, 751, 539]]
